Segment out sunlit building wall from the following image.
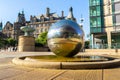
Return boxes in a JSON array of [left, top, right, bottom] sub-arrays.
[[89, 0, 120, 49]]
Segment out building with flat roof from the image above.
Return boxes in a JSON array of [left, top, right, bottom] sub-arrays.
[[89, 0, 120, 49]]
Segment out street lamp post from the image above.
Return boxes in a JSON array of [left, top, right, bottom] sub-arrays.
[[115, 25, 118, 53], [79, 16, 85, 51], [80, 17, 84, 28]]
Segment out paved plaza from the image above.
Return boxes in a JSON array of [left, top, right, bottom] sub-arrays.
[[0, 51, 120, 80]]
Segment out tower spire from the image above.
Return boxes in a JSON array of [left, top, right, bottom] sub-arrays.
[[66, 7, 76, 22], [46, 7, 50, 17], [0, 21, 3, 31], [16, 10, 26, 24], [22, 9, 24, 14]]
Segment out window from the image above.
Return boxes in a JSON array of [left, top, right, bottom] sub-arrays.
[[97, 17, 101, 26], [30, 25, 32, 27], [39, 24, 41, 27], [115, 3, 120, 12], [41, 28, 43, 32], [90, 17, 101, 27], [90, 18, 97, 27], [41, 24, 43, 26], [96, 6, 100, 16], [7, 33, 11, 37], [90, 0, 96, 5], [34, 25, 36, 28], [36, 24, 39, 27], [90, 7, 96, 16], [49, 23, 51, 26], [90, 0, 100, 6], [115, 14, 120, 25], [45, 28, 48, 31], [90, 6, 101, 16], [43, 24, 45, 26], [7, 27, 9, 30], [114, 0, 120, 2], [96, 0, 100, 5]]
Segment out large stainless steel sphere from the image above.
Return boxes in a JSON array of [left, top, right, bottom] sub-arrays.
[[47, 20, 84, 57]]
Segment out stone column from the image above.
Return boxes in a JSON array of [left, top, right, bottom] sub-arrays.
[[107, 31, 111, 49], [18, 36, 35, 52]]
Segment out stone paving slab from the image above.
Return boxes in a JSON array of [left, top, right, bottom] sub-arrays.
[[12, 66, 34, 72], [104, 67, 120, 80], [0, 52, 54, 58], [0, 52, 120, 80], [0, 64, 15, 70], [0, 58, 15, 70], [0, 58, 13, 64], [4, 69, 66, 80], [53, 70, 102, 80], [0, 68, 28, 80]]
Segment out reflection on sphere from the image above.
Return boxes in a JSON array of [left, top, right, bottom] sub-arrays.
[[47, 20, 84, 57]]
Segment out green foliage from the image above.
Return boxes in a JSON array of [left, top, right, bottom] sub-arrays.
[[0, 38, 8, 47], [35, 32, 48, 47], [0, 37, 17, 48], [85, 41, 90, 49], [0, 38, 4, 47], [6, 38, 17, 46]]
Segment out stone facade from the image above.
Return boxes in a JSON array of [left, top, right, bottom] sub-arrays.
[[0, 22, 4, 38], [2, 21, 14, 38], [28, 7, 65, 37], [2, 7, 76, 40], [2, 11, 26, 40]]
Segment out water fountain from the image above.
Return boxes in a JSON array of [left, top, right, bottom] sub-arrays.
[[18, 26, 35, 52], [12, 20, 120, 69]]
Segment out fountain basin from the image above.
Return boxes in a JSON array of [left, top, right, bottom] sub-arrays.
[[12, 55, 120, 69]]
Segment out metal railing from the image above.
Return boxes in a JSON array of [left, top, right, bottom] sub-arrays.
[[89, 43, 120, 49]]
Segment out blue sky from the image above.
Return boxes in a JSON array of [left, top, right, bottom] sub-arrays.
[[0, 0, 89, 40]]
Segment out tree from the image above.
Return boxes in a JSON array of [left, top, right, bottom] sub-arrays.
[[7, 38, 17, 46], [35, 32, 48, 47], [0, 38, 3, 47], [85, 41, 90, 49]]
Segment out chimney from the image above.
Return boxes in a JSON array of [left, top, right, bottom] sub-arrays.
[[61, 11, 64, 17], [30, 15, 33, 22], [46, 7, 50, 17]]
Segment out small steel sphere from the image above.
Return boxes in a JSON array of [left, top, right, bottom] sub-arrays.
[[47, 20, 84, 57]]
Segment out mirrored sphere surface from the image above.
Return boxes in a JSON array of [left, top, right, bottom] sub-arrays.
[[47, 20, 84, 57]]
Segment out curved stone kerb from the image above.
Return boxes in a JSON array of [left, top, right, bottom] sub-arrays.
[[12, 57, 120, 69]]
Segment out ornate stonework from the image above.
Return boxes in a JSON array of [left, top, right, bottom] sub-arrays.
[[2, 7, 76, 40]]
